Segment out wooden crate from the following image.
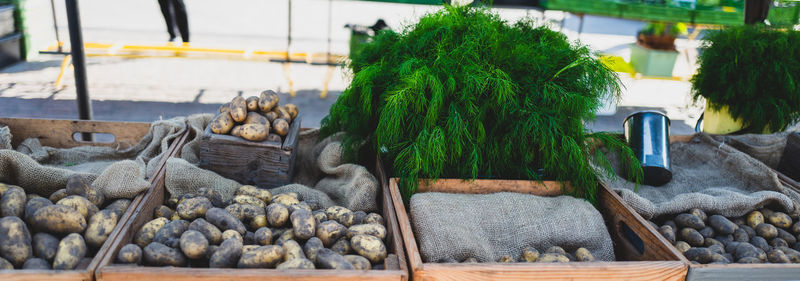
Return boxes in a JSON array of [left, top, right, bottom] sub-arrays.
[[380, 163, 688, 280], [0, 117, 185, 281], [95, 130, 409, 281], [198, 117, 301, 188]]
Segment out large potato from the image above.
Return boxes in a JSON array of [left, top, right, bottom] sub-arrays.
[[315, 248, 355, 269], [33, 232, 59, 262], [57, 195, 99, 220], [180, 230, 209, 259], [65, 174, 104, 206], [245, 96, 260, 111], [276, 258, 314, 269], [209, 238, 243, 268], [291, 209, 315, 240], [232, 195, 266, 209], [143, 242, 186, 267], [351, 234, 387, 264], [206, 208, 247, 235], [230, 96, 248, 122], [225, 203, 266, 222], [267, 203, 290, 227], [316, 220, 346, 247], [53, 233, 87, 270], [105, 199, 131, 218], [259, 90, 279, 112], [30, 205, 87, 234], [237, 245, 284, 268], [0, 186, 25, 218], [189, 218, 223, 245], [116, 244, 142, 264], [196, 187, 227, 208], [346, 224, 387, 240], [287, 202, 312, 214], [134, 217, 169, 248], [24, 197, 53, 224], [0, 216, 32, 267], [176, 196, 212, 220], [209, 112, 235, 135], [236, 185, 271, 205], [239, 124, 269, 142], [303, 237, 324, 263], [282, 240, 305, 260], [272, 119, 290, 137], [85, 209, 119, 248]]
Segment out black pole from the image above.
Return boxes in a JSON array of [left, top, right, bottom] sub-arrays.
[[49, 0, 62, 52], [65, 0, 93, 140]]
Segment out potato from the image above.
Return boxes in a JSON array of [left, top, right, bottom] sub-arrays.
[[658, 225, 676, 244], [49, 189, 68, 203], [53, 233, 87, 270], [30, 205, 87, 234], [277, 258, 315, 269], [32, 233, 59, 262], [244, 112, 269, 126], [272, 119, 290, 137], [0, 257, 11, 269], [331, 238, 351, 256], [689, 208, 708, 222], [267, 203, 290, 228], [364, 213, 384, 225], [316, 248, 354, 269], [153, 220, 189, 245], [733, 243, 766, 261], [497, 255, 515, 262], [304, 237, 324, 263], [222, 229, 243, 244], [0, 216, 32, 267], [737, 256, 761, 263], [239, 123, 269, 142], [264, 112, 279, 123], [210, 238, 243, 268], [250, 227, 272, 246], [23, 258, 50, 269], [233, 195, 266, 209], [154, 205, 174, 219], [680, 228, 705, 247], [250, 215, 268, 230], [699, 227, 715, 238], [105, 199, 131, 218], [134, 217, 169, 248], [117, 244, 142, 264], [575, 248, 595, 262], [245, 96, 259, 111], [282, 240, 305, 261], [520, 247, 539, 262], [312, 211, 328, 225], [313, 221, 346, 247], [219, 102, 231, 113], [675, 213, 705, 230], [759, 208, 775, 218], [325, 206, 355, 227], [747, 211, 765, 229], [768, 212, 793, 229], [24, 197, 53, 224], [351, 234, 387, 264], [180, 230, 209, 260], [284, 103, 299, 119], [261, 134, 280, 143], [144, 242, 186, 267], [57, 195, 99, 220], [777, 228, 796, 244], [271, 193, 299, 206], [732, 227, 749, 242], [0, 186, 25, 217], [206, 207, 246, 235], [767, 249, 790, 263], [229, 96, 248, 122], [85, 209, 119, 248], [225, 203, 266, 222], [684, 247, 713, 263], [236, 245, 284, 268], [176, 196, 212, 220], [259, 90, 279, 113], [770, 237, 789, 248], [290, 209, 315, 240], [791, 221, 800, 235], [189, 218, 223, 245], [288, 202, 312, 214], [778, 246, 800, 263], [704, 237, 723, 248], [750, 236, 770, 252], [755, 223, 778, 240], [236, 185, 272, 205], [708, 215, 737, 235], [739, 224, 756, 238], [66, 175, 104, 206], [346, 224, 387, 240], [210, 112, 235, 135], [545, 246, 566, 255], [275, 228, 296, 246], [273, 106, 292, 121], [708, 253, 730, 264], [230, 125, 243, 137], [537, 253, 569, 263]]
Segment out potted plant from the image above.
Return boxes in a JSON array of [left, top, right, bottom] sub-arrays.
[[630, 22, 687, 77], [692, 25, 800, 134]]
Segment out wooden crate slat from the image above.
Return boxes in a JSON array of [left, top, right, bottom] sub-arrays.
[[0, 117, 152, 149]]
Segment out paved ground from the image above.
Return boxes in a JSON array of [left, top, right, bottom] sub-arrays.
[[0, 1, 703, 133]]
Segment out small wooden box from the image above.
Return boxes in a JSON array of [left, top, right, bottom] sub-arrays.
[[0, 117, 186, 281], [199, 118, 301, 188], [380, 159, 688, 281]]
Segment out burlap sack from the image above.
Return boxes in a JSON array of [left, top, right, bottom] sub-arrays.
[[177, 114, 214, 164], [602, 133, 800, 220], [410, 192, 615, 262], [0, 149, 95, 196], [0, 126, 11, 150], [711, 132, 792, 169]]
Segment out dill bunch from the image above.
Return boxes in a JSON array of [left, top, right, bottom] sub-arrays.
[[321, 5, 641, 202], [692, 25, 800, 133]]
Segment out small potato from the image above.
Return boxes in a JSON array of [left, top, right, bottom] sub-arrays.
[[265, 112, 279, 123], [331, 238, 351, 256], [153, 220, 189, 245], [272, 119, 290, 137], [251, 215, 268, 229], [733, 227, 750, 242], [344, 255, 371, 270], [58, 195, 99, 220], [189, 218, 223, 245], [0, 257, 11, 269], [177, 196, 212, 220], [352, 211, 367, 225], [105, 199, 131, 218], [316, 248, 355, 269], [708, 215, 738, 235], [236, 185, 272, 205], [284, 103, 298, 119], [144, 242, 186, 267], [767, 249, 790, 263], [117, 244, 142, 264], [237, 245, 285, 268], [755, 223, 778, 240], [282, 240, 305, 261], [154, 205, 174, 219], [346, 224, 387, 240], [266, 134, 282, 143], [259, 90, 279, 113], [230, 96, 248, 122], [675, 213, 705, 230], [364, 213, 384, 225], [351, 234, 387, 264], [537, 253, 569, 263], [272, 194, 300, 206], [33, 233, 59, 262], [180, 230, 209, 259], [684, 247, 713, 263], [239, 123, 269, 142], [317, 221, 347, 247], [49, 189, 68, 203], [267, 203, 290, 228], [30, 205, 87, 234], [312, 211, 328, 225], [704, 238, 723, 248], [210, 238, 243, 268], [750, 236, 771, 252], [304, 237, 324, 263], [23, 258, 50, 269], [699, 227, 715, 239], [777, 228, 796, 244], [287, 202, 312, 214], [277, 258, 315, 269], [222, 229, 244, 244], [791, 221, 800, 235], [689, 208, 708, 221], [545, 246, 566, 255], [66, 175, 104, 206], [273, 106, 292, 121], [219, 102, 231, 113], [245, 96, 260, 111], [575, 248, 595, 262], [210, 112, 235, 135], [498, 255, 515, 262], [734, 243, 766, 261], [85, 210, 119, 248], [233, 195, 266, 209], [0, 216, 32, 267], [767, 212, 793, 229], [770, 237, 789, 248], [206, 208, 247, 235], [195, 188, 227, 208], [521, 247, 539, 262], [740, 224, 756, 238], [254, 227, 273, 245], [53, 233, 87, 270], [659, 225, 676, 244], [225, 203, 266, 222], [24, 197, 53, 224], [747, 211, 765, 229], [325, 206, 355, 227], [291, 209, 316, 240], [230, 125, 243, 137], [275, 228, 295, 246], [681, 228, 705, 247], [0, 186, 25, 217], [134, 217, 169, 248]]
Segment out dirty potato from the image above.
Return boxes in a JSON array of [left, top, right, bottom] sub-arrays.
[[284, 103, 298, 119], [153, 220, 189, 245], [245, 96, 260, 111], [236, 185, 271, 205], [331, 238, 351, 256], [0, 186, 25, 218], [232, 194, 266, 209], [767, 212, 793, 229], [364, 213, 384, 225], [116, 244, 142, 264], [254, 227, 273, 245], [48, 189, 68, 203], [277, 258, 315, 269], [303, 237, 324, 263], [210, 112, 235, 135], [189, 218, 223, 245], [180, 230, 209, 259], [57, 195, 99, 220], [346, 224, 386, 240], [351, 234, 387, 264], [345, 255, 371, 270], [290, 209, 316, 240], [32, 232, 59, 262], [521, 247, 539, 262], [154, 205, 174, 219], [24, 197, 53, 224], [144, 242, 186, 267], [105, 199, 131, 218], [316, 221, 347, 247], [282, 240, 305, 260], [209, 238, 243, 268], [65, 175, 104, 206], [267, 203, 290, 228], [316, 248, 355, 269], [259, 90, 279, 113], [575, 248, 595, 262], [206, 208, 247, 234], [30, 205, 87, 234], [85, 209, 119, 248], [22, 258, 50, 269], [225, 203, 266, 222], [244, 112, 269, 126], [265, 112, 279, 123], [266, 134, 282, 143], [177, 196, 213, 220], [238, 123, 268, 142], [134, 217, 169, 248], [237, 245, 285, 268], [0, 216, 32, 267], [229, 96, 248, 122], [196, 187, 227, 208], [53, 233, 87, 270], [272, 118, 290, 137], [325, 206, 355, 227]]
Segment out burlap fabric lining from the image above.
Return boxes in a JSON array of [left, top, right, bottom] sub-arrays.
[[0, 117, 189, 199], [602, 133, 800, 220], [164, 115, 379, 212], [711, 132, 792, 169], [410, 192, 615, 262]]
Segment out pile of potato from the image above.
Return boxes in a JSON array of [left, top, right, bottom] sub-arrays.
[[0, 175, 131, 270], [439, 245, 596, 264], [654, 208, 800, 264], [118, 185, 389, 270], [210, 90, 299, 142]]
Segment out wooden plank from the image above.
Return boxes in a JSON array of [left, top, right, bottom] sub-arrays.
[[687, 264, 800, 281], [416, 262, 687, 281], [375, 155, 409, 281], [282, 117, 301, 151], [0, 117, 151, 149]]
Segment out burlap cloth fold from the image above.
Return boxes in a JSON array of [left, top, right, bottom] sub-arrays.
[[410, 192, 615, 262], [164, 116, 379, 212], [602, 133, 800, 220]]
